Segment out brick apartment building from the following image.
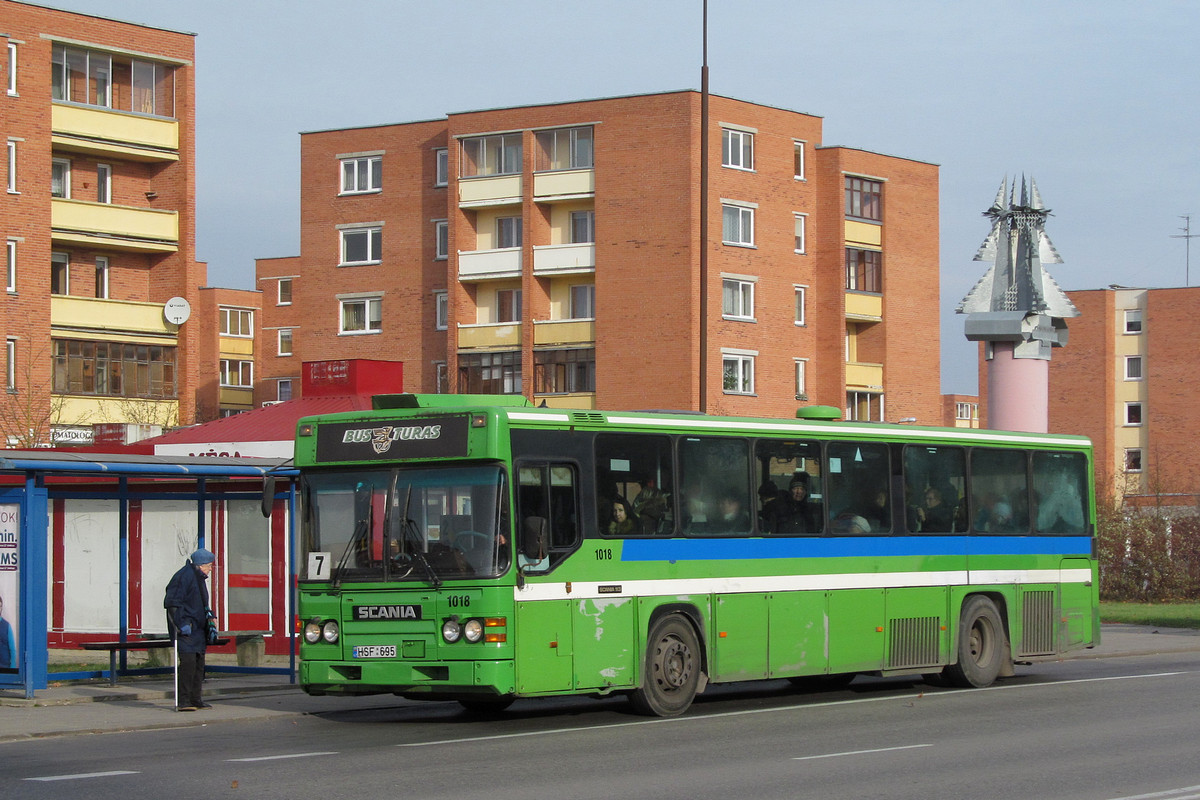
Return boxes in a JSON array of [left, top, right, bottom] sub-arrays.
[[258, 91, 942, 420], [0, 0, 215, 446], [1042, 285, 1200, 506]]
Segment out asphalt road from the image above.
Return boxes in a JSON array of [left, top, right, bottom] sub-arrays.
[[3, 651, 1200, 800]]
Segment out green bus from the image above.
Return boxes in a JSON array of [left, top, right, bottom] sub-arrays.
[[293, 394, 1098, 717]]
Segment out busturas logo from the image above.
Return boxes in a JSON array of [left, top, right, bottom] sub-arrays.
[[341, 425, 443, 454]]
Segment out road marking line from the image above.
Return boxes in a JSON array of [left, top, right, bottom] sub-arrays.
[[792, 744, 933, 761], [24, 770, 139, 782], [228, 751, 338, 762], [1107, 786, 1200, 800]]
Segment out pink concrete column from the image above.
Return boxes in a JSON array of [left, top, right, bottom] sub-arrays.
[[987, 341, 1049, 432]]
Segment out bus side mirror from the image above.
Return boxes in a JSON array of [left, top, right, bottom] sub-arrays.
[[521, 516, 549, 560], [261, 476, 276, 518]]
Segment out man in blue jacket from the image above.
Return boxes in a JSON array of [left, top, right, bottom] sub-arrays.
[[164, 548, 218, 711]]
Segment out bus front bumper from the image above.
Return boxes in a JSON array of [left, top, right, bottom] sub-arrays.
[[300, 658, 516, 697]]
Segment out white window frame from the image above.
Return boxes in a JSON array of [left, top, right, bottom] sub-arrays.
[[339, 225, 383, 266], [277, 378, 293, 402], [434, 290, 448, 330], [794, 358, 808, 399], [570, 210, 595, 244], [5, 338, 14, 392], [96, 163, 112, 203], [51, 251, 69, 296], [278, 328, 294, 357], [1124, 448, 1143, 473], [721, 276, 756, 321], [434, 220, 449, 260], [721, 126, 754, 171], [569, 283, 595, 320], [460, 133, 522, 178], [955, 402, 978, 421], [277, 277, 292, 305], [434, 148, 448, 187], [1124, 401, 1143, 426], [721, 349, 756, 395], [721, 200, 755, 247], [1124, 355, 1143, 381], [95, 256, 109, 299], [497, 217, 522, 250], [51, 157, 71, 199], [794, 284, 807, 326], [219, 359, 254, 388], [5, 239, 15, 292], [340, 155, 382, 194], [793, 213, 807, 254], [7, 42, 17, 97], [220, 307, 254, 337], [6, 140, 16, 194], [339, 295, 382, 335], [793, 140, 806, 180], [434, 361, 448, 394], [1124, 309, 1143, 334]]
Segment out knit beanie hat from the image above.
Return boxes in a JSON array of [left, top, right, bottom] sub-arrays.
[[191, 548, 215, 565]]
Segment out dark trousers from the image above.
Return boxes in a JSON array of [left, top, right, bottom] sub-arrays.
[[177, 651, 206, 708]]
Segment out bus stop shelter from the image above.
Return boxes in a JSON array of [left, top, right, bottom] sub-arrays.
[[0, 451, 296, 699]]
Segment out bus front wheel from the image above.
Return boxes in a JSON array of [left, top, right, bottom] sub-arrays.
[[630, 615, 701, 717], [944, 596, 1005, 688]]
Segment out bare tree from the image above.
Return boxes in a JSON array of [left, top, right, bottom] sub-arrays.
[[0, 343, 69, 448]]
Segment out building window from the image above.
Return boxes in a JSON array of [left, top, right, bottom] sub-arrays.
[[535, 348, 595, 394], [794, 213, 807, 253], [434, 220, 449, 260], [340, 226, 382, 265], [434, 291, 448, 330], [496, 288, 522, 323], [51, 44, 175, 117], [721, 127, 754, 170], [497, 217, 522, 249], [1124, 355, 1143, 381], [52, 339, 177, 399], [461, 133, 522, 178], [434, 362, 448, 394], [793, 140, 805, 180], [6, 140, 15, 193], [845, 176, 882, 221], [459, 350, 521, 394], [278, 277, 292, 305], [340, 296, 382, 334], [219, 359, 254, 388], [7, 42, 16, 96], [278, 328, 293, 357], [846, 248, 882, 293], [340, 155, 381, 194], [722, 351, 755, 395], [795, 285, 807, 326], [569, 284, 595, 319], [570, 210, 595, 244], [722, 202, 755, 247], [1124, 309, 1143, 334], [847, 391, 885, 422], [1125, 448, 1143, 473], [96, 163, 112, 203], [5, 239, 15, 292], [277, 379, 293, 402], [795, 359, 808, 399], [95, 256, 109, 299], [955, 402, 979, 421], [51, 158, 70, 198], [220, 307, 253, 337], [51, 252, 69, 295], [722, 277, 755, 320], [5, 339, 14, 392], [1125, 402, 1142, 426], [535, 126, 593, 171], [434, 148, 449, 187]]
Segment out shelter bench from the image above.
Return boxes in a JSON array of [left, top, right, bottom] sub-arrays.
[[80, 638, 230, 686]]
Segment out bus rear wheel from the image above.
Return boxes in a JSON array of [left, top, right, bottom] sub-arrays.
[[944, 596, 1005, 688], [630, 615, 701, 717]]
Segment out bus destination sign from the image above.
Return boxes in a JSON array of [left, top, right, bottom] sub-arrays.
[[316, 415, 469, 462]]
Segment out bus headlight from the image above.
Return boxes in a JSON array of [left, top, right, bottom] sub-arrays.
[[463, 619, 484, 643], [303, 620, 322, 644], [321, 620, 340, 643], [442, 619, 462, 643]]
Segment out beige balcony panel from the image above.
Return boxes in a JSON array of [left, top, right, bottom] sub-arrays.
[[51, 296, 178, 336], [532, 243, 596, 275], [220, 336, 255, 356], [534, 393, 597, 410], [533, 319, 595, 346], [845, 361, 884, 390], [52, 199, 179, 252], [845, 292, 883, 321], [533, 168, 595, 200], [458, 175, 522, 207], [54, 396, 179, 426], [457, 247, 522, 281], [844, 219, 882, 247], [52, 104, 179, 161], [457, 323, 521, 349], [220, 387, 254, 406]]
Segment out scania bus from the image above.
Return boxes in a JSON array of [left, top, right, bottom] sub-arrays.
[[290, 394, 1098, 717]]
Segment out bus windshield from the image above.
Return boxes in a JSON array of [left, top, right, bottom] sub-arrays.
[[300, 464, 509, 583]]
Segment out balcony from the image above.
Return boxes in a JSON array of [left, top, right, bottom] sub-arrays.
[[844, 219, 882, 247], [533, 319, 595, 346], [846, 361, 884, 391], [458, 175, 522, 208], [51, 296, 180, 338], [457, 247, 522, 281], [532, 242, 595, 276], [458, 322, 521, 349], [845, 292, 883, 322], [52, 104, 179, 162], [533, 168, 594, 202], [52, 199, 179, 253]]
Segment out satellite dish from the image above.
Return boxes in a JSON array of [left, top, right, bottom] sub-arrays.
[[164, 296, 192, 325]]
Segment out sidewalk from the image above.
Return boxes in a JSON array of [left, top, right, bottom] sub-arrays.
[[1, 624, 1197, 742]]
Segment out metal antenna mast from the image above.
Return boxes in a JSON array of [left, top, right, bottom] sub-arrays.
[[1171, 215, 1198, 286]]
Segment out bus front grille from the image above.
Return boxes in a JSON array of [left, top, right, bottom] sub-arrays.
[[1020, 590, 1056, 656], [887, 616, 940, 669]]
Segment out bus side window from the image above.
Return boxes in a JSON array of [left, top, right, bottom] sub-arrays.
[[754, 439, 824, 535], [826, 441, 889, 535], [679, 437, 752, 536], [1033, 452, 1088, 534], [903, 445, 967, 533], [595, 433, 674, 537], [970, 448, 1031, 533]]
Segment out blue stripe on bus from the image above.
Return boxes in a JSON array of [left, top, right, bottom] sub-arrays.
[[619, 536, 1093, 562]]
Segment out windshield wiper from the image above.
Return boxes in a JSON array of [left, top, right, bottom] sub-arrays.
[[332, 480, 372, 589], [386, 474, 441, 588]]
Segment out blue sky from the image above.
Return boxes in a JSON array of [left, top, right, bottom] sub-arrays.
[[44, 0, 1200, 394]]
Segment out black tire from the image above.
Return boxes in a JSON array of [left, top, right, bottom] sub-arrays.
[[943, 596, 1006, 688], [788, 673, 856, 691], [630, 615, 702, 717], [458, 696, 515, 715]]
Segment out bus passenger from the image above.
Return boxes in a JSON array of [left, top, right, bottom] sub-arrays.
[[713, 491, 751, 533], [915, 486, 954, 532], [608, 499, 636, 536], [763, 474, 820, 534], [831, 511, 872, 534], [632, 475, 669, 534]]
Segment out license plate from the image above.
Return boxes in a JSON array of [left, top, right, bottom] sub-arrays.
[[352, 645, 396, 659]]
